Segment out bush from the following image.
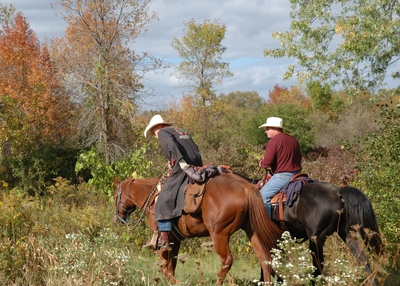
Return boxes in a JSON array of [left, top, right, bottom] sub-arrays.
[[0, 145, 82, 197], [265, 231, 383, 286], [75, 146, 153, 197], [353, 103, 400, 243]]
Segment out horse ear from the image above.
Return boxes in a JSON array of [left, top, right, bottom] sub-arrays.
[[113, 177, 120, 186]]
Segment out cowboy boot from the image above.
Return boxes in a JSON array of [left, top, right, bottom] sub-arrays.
[[157, 231, 173, 249]]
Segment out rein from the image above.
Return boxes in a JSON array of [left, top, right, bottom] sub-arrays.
[[252, 167, 262, 184]]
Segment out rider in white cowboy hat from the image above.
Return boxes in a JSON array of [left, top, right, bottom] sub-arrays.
[[144, 114, 203, 248], [258, 117, 302, 218]]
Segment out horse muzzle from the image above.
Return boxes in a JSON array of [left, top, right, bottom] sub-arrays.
[[113, 212, 130, 226]]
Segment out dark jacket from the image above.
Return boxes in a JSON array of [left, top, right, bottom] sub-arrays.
[[155, 126, 203, 221]]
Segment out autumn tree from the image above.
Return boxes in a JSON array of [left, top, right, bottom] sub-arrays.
[[52, 0, 162, 164], [171, 19, 233, 106], [267, 84, 289, 105], [0, 13, 73, 154], [163, 93, 261, 176], [267, 84, 310, 108], [264, 1, 400, 93], [0, 13, 76, 192]]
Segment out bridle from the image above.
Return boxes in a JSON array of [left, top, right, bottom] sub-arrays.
[[114, 181, 136, 225]]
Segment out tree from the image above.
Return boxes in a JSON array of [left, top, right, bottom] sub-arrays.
[[0, 13, 76, 193], [306, 80, 332, 112], [264, 1, 400, 93], [171, 19, 233, 106], [0, 13, 73, 153], [162, 94, 262, 176], [0, 2, 15, 24], [267, 84, 289, 105], [355, 97, 400, 243], [218, 91, 264, 111], [267, 84, 310, 108], [52, 0, 162, 164]]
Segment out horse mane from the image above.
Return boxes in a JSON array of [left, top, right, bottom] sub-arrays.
[[233, 172, 261, 184], [340, 186, 383, 255]]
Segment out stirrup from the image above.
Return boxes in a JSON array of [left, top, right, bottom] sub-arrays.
[[157, 242, 174, 251], [157, 231, 174, 250]]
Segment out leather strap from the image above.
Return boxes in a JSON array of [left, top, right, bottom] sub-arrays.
[[181, 214, 189, 236], [278, 192, 288, 231]]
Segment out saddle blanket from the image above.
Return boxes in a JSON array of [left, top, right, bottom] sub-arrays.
[[272, 174, 318, 207]]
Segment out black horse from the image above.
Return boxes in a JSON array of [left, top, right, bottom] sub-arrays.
[[240, 174, 382, 285]]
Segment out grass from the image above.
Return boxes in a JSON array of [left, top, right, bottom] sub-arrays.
[[130, 250, 261, 285], [0, 182, 398, 285]]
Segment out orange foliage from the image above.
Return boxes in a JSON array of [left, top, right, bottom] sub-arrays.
[[0, 13, 73, 150], [267, 84, 311, 108], [267, 84, 288, 105]]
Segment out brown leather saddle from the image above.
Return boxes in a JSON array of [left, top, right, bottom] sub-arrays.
[[270, 173, 310, 230]]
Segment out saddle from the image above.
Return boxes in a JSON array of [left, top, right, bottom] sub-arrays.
[[270, 173, 315, 230], [182, 164, 232, 214], [149, 164, 232, 215]]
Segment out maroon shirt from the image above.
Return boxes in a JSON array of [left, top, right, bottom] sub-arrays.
[[260, 132, 302, 173]]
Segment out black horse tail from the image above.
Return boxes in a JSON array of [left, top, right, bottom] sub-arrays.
[[340, 186, 383, 255]]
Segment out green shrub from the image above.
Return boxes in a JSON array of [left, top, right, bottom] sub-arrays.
[[75, 146, 153, 197], [353, 103, 400, 243], [0, 145, 82, 197]]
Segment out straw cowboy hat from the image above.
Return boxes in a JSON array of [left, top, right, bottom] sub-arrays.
[[258, 117, 283, 129], [144, 114, 172, 138]]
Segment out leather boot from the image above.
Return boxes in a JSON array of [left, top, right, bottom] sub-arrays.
[[158, 231, 173, 249]]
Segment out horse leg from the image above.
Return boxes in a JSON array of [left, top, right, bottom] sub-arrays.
[[212, 234, 234, 285], [158, 239, 181, 284], [245, 229, 272, 283], [309, 237, 325, 276], [171, 239, 181, 274]]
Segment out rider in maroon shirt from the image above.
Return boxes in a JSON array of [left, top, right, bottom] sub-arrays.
[[260, 132, 302, 174], [258, 117, 302, 218]]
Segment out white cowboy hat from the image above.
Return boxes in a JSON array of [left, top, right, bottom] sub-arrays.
[[144, 114, 172, 138], [258, 117, 283, 129]]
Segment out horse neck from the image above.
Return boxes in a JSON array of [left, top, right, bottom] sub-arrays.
[[126, 178, 158, 209]]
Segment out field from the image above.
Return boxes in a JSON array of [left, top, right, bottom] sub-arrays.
[[1, 184, 398, 285]]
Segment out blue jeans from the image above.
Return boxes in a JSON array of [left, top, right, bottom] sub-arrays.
[[158, 219, 172, 231], [260, 171, 300, 218]]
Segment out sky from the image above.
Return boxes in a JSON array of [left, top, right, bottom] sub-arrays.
[[5, 0, 298, 109]]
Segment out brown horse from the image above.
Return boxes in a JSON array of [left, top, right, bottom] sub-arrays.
[[113, 172, 283, 285]]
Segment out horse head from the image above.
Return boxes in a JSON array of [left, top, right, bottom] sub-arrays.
[[113, 177, 137, 226]]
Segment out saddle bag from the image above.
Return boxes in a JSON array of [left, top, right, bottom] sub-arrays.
[[183, 183, 206, 214]]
